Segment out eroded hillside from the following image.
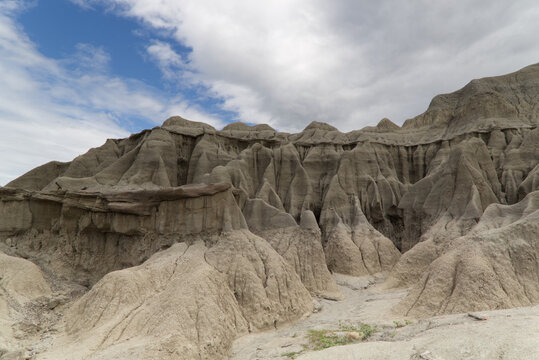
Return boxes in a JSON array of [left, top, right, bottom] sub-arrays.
[[0, 63, 538, 359]]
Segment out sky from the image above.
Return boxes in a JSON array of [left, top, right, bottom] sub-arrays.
[[1, 0, 539, 185]]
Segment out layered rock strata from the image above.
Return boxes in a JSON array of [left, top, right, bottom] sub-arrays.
[[0, 63, 538, 358]]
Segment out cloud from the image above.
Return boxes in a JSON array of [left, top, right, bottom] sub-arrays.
[[65, 43, 111, 73], [0, 2, 223, 185], [68, 0, 95, 11], [4, 1, 539, 184], [146, 40, 186, 79], [80, 0, 539, 132]]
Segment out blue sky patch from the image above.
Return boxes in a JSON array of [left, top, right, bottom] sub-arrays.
[[17, 0, 235, 132]]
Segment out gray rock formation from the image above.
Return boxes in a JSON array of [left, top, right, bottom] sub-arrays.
[[393, 191, 539, 317], [0, 63, 538, 358], [0, 252, 52, 356], [49, 231, 313, 360], [0, 183, 246, 285]]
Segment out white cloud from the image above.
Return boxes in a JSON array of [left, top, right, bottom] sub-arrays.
[[0, 2, 223, 185], [4, 1, 539, 184], [66, 43, 111, 73], [80, 0, 539, 132], [146, 40, 186, 79], [68, 0, 95, 11]]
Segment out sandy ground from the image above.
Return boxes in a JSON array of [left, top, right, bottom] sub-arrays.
[[230, 274, 539, 360], [3, 270, 538, 360]]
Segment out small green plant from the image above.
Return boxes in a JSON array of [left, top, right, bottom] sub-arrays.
[[359, 323, 377, 339], [340, 323, 376, 339], [291, 332, 297, 338], [307, 329, 354, 350], [393, 319, 413, 328], [304, 323, 377, 351], [338, 323, 358, 332], [282, 350, 303, 359], [390, 332, 397, 338]]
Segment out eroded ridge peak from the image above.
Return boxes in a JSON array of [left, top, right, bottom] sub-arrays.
[[303, 121, 339, 132], [222, 121, 275, 132], [162, 115, 216, 130], [376, 117, 400, 131]]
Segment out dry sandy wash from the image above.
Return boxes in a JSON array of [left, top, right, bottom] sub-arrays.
[[0, 63, 538, 359]]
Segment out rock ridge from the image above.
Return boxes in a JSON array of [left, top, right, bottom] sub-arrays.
[[0, 62, 538, 359]]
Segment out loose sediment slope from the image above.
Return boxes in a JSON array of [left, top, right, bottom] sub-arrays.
[[0, 63, 538, 358]]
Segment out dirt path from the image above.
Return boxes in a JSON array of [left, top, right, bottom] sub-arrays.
[[230, 273, 409, 359], [230, 274, 539, 360]]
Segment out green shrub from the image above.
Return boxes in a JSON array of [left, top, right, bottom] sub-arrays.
[[307, 329, 354, 350], [393, 319, 413, 328], [281, 350, 303, 359], [305, 322, 377, 351]]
